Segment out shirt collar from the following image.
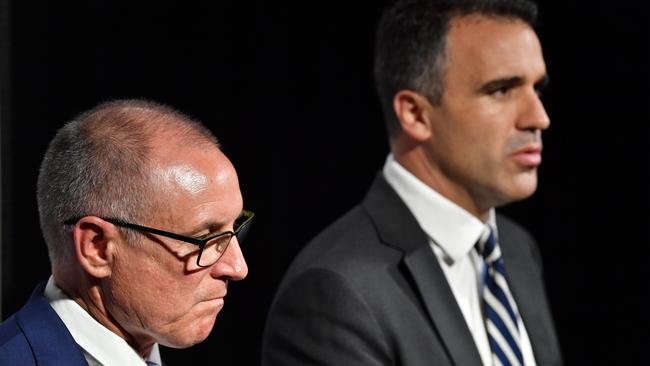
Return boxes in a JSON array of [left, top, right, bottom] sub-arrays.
[[383, 154, 496, 264], [45, 276, 162, 366]]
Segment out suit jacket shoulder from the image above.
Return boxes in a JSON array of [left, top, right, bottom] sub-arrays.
[[263, 175, 482, 365], [262, 174, 562, 366], [0, 282, 88, 366]]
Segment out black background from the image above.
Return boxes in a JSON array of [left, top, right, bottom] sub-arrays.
[[2, 0, 649, 365]]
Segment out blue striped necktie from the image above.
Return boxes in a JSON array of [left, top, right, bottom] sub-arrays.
[[476, 229, 524, 366]]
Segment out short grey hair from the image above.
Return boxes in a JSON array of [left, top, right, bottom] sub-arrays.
[[37, 99, 219, 265]]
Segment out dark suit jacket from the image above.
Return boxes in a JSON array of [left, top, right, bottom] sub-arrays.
[[0, 282, 88, 366], [262, 174, 561, 365]]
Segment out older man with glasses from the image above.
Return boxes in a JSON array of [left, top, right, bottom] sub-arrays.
[[0, 100, 253, 366]]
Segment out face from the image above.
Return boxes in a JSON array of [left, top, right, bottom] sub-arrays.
[[103, 138, 248, 349], [424, 15, 550, 214]]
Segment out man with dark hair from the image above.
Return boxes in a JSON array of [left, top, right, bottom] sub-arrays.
[[0, 100, 254, 365], [262, 0, 561, 365]]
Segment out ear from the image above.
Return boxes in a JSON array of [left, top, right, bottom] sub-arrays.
[[392, 90, 435, 142], [71, 216, 119, 279]]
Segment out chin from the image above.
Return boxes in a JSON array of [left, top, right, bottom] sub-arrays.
[[191, 313, 219, 344], [491, 172, 538, 206], [162, 328, 215, 349], [160, 313, 219, 349], [508, 173, 539, 201]]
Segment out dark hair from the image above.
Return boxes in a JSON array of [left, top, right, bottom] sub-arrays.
[[37, 99, 219, 265], [374, 0, 538, 136]]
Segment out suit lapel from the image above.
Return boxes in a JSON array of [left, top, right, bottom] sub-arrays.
[[363, 174, 483, 366], [16, 282, 89, 366], [498, 217, 560, 366]]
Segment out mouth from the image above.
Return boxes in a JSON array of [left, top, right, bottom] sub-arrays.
[[201, 297, 225, 311], [510, 145, 542, 167], [202, 289, 227, 305]]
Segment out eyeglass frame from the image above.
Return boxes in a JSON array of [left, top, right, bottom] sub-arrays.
[[63, 210, 255, 268]]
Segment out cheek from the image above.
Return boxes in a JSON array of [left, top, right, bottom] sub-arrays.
[[442, 108, 501, 155], [464, 102, 516, 151], [107, 249, 153, 310], [452, 127, 502, 168], [143, 266, 201, 316], [470, 122, 513, 168], [108, 252, 198, 327], [108, 244, 224, 343]]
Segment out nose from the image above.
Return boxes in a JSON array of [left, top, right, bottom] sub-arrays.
[[518, 90, 550, 131], [210, 237, 249, 280]]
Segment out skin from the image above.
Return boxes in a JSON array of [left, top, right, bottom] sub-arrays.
[[392, 14, 550, 221], [54, 130, 248, 357]]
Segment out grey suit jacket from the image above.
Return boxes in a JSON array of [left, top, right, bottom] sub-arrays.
[[262, 174, 561, 365]]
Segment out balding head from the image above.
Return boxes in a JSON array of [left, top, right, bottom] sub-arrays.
[[37, 99, 220, 267]]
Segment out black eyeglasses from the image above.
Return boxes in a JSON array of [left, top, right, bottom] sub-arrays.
[[63, 210, 255, 267]]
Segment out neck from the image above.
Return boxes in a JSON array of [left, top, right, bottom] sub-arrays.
[[392, 143, 491, 221], [52, 267, 155, 358]]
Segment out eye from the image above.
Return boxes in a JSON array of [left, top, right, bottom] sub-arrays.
[[479, 77, 524, 99], [490, 85, 513, 98], [534, 76, 549, 98]]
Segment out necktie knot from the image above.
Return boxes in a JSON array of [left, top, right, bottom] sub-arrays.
[[475, 228, 500, 265]]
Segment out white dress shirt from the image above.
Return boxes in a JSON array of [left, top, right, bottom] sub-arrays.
[[383, 154, 536, 366], [44, 276, 162, 366]]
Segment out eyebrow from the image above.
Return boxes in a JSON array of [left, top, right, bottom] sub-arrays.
[[184, 210, 244, 237], [478, 74, 550, 94], [186, 223, 224, 238], [478, 76, 524, 94]]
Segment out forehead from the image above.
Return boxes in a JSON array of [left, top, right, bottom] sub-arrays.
[[150, 142, 243, 228], [444, 15, 545, 82]]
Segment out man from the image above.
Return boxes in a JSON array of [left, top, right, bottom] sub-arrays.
[[262, 0, 560, 365], [0, 100, 252, 365]]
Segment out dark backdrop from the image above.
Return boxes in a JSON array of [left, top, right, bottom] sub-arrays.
[[2, 0, 649, 365]]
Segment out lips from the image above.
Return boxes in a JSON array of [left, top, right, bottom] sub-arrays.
[[199, 297, 225, 312], [510, 145, 542, 167], [207, 298, 225, 307], [201, 289, 227, 305]]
